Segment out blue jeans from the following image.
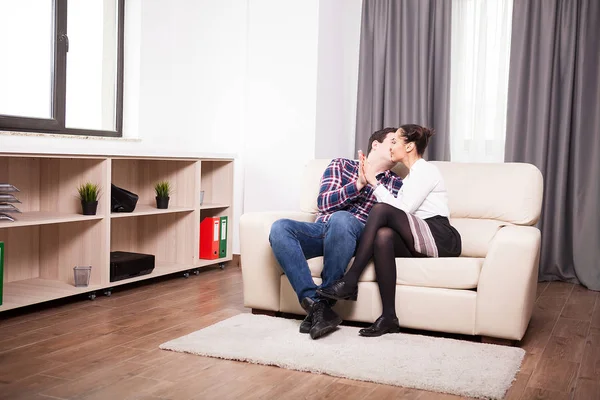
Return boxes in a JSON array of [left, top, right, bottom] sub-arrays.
[[269, 211, 365, 303]]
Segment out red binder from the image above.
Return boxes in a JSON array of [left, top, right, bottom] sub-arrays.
[[200, 217, 220, 259]]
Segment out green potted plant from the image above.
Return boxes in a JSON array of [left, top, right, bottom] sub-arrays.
[[154, 180, 172, 209], [77, 182, 100, 215]]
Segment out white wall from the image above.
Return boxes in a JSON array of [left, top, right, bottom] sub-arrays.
[[243, 0, 363, 213], [0, 0, 364, 253], [242, 0, 320, 213], [315, 0, 362, 160], [135, 0, 247, 154]]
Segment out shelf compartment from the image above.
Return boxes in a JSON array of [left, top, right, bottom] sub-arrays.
[[200, 161, 233, 206], [111, 212, 196, 271], [0, 156, 108, 216], [0, 211, 103, 228], [0, 219, 107, 299], [199, 208, 232, 262], [111, 204, 195, 219], [111, 159, 198, 210]]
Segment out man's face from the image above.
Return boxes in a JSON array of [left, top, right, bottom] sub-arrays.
[[372, 131, 396, 161]]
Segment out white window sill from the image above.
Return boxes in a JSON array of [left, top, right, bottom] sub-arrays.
[[0, 130, 141, 142]]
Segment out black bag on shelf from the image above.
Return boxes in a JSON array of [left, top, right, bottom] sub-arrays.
[[111, 184, 139, 213]]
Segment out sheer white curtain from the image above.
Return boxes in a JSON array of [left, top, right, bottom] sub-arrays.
[[449, 0, 513, 162]]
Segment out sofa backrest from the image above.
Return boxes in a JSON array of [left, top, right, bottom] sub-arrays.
[[300, 159, 543, 226]]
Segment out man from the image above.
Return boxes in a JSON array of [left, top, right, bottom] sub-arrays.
[[269, 127, 403, 339]]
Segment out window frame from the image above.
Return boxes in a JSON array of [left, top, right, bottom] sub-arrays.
[[0, 0, 125, 138]]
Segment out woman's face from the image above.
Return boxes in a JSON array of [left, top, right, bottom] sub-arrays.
[[390, 128, 408, 162]]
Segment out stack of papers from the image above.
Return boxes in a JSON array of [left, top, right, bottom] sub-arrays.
[[0, 184, 21, 222]]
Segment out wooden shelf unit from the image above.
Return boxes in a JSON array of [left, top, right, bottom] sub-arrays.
[[0, 153, 234, 312]]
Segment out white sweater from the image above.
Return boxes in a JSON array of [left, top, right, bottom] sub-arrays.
[[373, 158, 449, 219]]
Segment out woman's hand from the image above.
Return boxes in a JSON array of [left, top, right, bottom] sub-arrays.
[[356, 150, 367, 190], [361, 155, 378, 187]]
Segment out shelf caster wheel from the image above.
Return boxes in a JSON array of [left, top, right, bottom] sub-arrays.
[[193, 269, 200, 276], [104, 289, 112, 297], [88, 292, 97, 301], [219, 263, 226, 270], [183, 272, 190, 278]]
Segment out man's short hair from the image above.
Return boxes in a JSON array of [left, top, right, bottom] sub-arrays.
[[367, 127, 397, 155]]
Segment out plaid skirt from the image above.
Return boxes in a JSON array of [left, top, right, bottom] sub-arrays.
[[406, 214, 462, 258]]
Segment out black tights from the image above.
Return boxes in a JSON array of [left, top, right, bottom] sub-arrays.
[[343, 203, 419, 318]]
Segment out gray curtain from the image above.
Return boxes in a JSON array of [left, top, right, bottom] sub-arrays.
[[355, 0, 451, 160], [505, 0, 600, 290]]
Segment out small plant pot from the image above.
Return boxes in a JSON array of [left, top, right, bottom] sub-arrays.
[[81, 200, 98, 215], [156, 196, 169, 209]]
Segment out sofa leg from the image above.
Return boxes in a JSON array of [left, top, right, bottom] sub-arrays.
[[481, 336, 517, 347], [252, 309, 280, 317]]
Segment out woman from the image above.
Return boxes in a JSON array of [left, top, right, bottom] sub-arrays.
[[317, 124, 461, 337]]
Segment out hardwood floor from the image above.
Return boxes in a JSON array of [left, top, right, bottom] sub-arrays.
[[0, 265, 599, 400]]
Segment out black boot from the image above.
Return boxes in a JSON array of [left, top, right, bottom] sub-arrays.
[[309, 300, 342, 339], [359, 315, 401, 337], [316, 279, 358, 301], [299, 297, 315, 334]]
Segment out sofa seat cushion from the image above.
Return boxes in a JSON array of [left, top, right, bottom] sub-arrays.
[[307, 256, 484, 290]]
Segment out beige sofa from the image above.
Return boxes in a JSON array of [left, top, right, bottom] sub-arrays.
[[240, 160, 543, 341]]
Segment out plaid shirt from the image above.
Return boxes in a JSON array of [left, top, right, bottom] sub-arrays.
[[316, 158, 403, 224]]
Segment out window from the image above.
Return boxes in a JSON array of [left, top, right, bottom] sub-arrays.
[[0, 0, 124, 137], [449, 0, 513, 162]]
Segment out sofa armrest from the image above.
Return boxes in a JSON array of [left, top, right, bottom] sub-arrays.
[[475, 225, 541, 340], [240, 211, 316, 311]]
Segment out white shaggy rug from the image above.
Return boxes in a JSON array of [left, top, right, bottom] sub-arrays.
[[159, 314, 525, 399]]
